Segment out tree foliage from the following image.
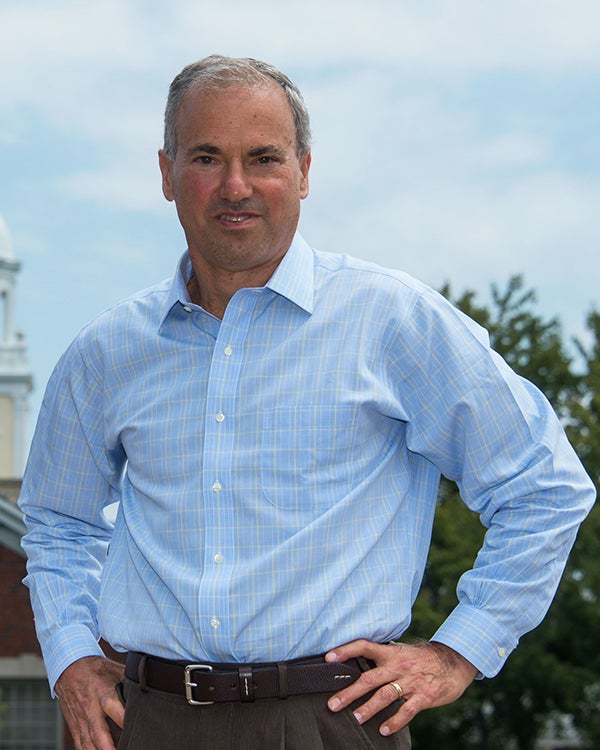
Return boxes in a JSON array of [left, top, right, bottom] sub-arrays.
[[405, 276, 599, 749]]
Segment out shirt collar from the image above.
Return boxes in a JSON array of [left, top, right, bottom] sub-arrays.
[[159, 252, 194, 327], [265, 233, 314, 314], [160, 231, 314, 326]]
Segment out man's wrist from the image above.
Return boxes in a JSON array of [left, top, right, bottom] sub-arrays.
[[427, 640, 478, 678], [42, 625, 105, 696]]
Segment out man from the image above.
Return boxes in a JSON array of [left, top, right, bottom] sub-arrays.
[[19, 55, 595, 749]]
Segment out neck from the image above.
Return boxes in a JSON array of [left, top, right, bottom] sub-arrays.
[[186, 261, 280, 320]]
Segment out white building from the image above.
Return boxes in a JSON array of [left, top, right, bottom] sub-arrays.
[[0, 215, 33, 479]]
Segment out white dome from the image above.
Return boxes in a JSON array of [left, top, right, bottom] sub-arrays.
[[0, 215, 15, 262]]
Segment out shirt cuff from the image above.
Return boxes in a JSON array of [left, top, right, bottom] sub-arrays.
[[430, 603, 518, 678], [43, 624, 105, 696]]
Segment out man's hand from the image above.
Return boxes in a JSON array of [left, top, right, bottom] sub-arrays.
[[326, 639, 478, 736], [55, 655, 125, 750]]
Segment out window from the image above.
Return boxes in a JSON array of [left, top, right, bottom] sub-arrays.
[[0, 679, 61, 750]]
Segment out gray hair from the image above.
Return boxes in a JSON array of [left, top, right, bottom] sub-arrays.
[[163, 54, 312, 159]]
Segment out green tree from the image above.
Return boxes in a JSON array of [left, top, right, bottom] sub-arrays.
[[406, 277, 599, 749], [569, 310, 600, 484], [562, 310, 600, 747]]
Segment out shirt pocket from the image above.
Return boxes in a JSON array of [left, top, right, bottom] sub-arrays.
[[260, 404, 357, 511]]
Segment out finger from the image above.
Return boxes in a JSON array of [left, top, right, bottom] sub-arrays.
[[92, 716, 119, 750], [60, 692, 118, 750], [67, 713, 116, 750], [327, 661, 396, 712], [326, 639, 391, 664], [103, 692, 125, 730], [352, 680, 408, 726], [379, 696, 426, 737], [327, 641, 404, 712]]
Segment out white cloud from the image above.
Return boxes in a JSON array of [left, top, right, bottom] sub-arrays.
[[2, 0, 599, 190], [307, 165, 600, 310], [3, 0, 600, 119], [58, 164, 165, 211], [468, 134, 551, 171]]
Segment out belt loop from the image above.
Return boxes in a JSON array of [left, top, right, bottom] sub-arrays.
[[356, 656, 373, 673], [277, 662, 288, 700], [238, 665, 255, 702], [137, 654, 150, 693]]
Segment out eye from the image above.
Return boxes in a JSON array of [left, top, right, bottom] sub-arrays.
[[191, 154, 217, 165], [257, 155, 278, 164]]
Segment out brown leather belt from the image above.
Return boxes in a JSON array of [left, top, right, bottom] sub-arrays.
[[125, 652, 371, 705]]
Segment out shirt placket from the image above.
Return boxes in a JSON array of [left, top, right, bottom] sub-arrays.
[[199, 290, 259, 653]]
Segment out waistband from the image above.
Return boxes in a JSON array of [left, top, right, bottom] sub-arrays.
[[125, 651, 372, 705]]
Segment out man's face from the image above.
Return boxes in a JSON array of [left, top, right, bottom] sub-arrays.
[[159, 83, 310, 280]]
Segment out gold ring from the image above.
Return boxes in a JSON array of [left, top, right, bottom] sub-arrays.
[[389, 681, 404, 700]]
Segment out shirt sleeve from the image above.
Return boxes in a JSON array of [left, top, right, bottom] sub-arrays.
[[387, 288, 596, 677], [18, 333, 125, 693]]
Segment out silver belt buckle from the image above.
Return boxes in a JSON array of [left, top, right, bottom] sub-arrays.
[[184, 664, 214, 705]]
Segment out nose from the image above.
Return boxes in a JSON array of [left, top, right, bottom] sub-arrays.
[[220, 162, 252, 202]]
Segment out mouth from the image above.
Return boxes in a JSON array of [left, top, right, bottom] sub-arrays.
[[217, 212, 259, 227]]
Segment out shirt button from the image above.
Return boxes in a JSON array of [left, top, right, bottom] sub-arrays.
[[215, 412, 225, 423], [210, 618, 220, 629], [183, 306, 192, 313], [497, 647, 507, 658], [212, 481, 222, 492], [224, 345, 232, 357], [214, 553, 223, 564]]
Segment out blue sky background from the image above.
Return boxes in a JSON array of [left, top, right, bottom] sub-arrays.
[[1, 0, 599, 429]]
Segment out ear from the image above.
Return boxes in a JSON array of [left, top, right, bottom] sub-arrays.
[[299, 152, 311, 199], [158, 149, 175, 202]]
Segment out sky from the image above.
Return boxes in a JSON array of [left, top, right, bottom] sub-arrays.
[[1, 0, 599, 429]]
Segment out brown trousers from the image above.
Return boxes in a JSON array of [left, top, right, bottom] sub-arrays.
[[109, 678, 411, 749]]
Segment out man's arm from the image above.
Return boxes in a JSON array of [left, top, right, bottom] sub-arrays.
[[387, 288, 595, 674], [328, 288, 596, 735], [19, 336, 125, 690]]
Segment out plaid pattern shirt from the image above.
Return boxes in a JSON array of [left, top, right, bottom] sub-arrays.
[[20, 234, 595, 691]]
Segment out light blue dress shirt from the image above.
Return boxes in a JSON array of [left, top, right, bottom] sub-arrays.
[[19, 234, 595, 692]]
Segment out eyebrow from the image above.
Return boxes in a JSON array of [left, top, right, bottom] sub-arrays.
[[185, 143, 287, 160], [248, 145, 287, 159], [185, 143, 222, 158]]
